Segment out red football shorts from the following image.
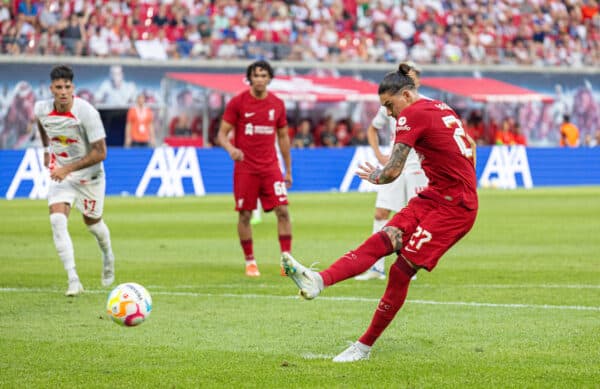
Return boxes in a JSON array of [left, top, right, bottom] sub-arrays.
[[387, 196, 478, 271], [233, 169, 288, 212]]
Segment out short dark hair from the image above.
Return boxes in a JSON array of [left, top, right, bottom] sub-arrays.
[[378, 62, 416, 95], [50, 65, 74, 82], [246, 60, 274, 82], [563, 114, 570, 122]]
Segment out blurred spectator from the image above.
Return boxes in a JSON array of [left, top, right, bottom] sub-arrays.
[[348, 126, 369, 146], [39, 0, 61, 31], [170, 112, 194, 137], [17, 0, 38, 25], [335, 118, 351, 146], [95, 65, 137, 107], [315, 115, 336, 147], [0, 81, 35, 149], [0, 1, 11, 25], [465, 109, 486, 145], [125, 94, 155, 148], [512, 123, 527, 146], [494, 118, 516, 145], [60, 13, 86, 55], [559, 114, 580, 147], [88, 26, 110, 57], [583, 129, 600, 147], [292, 118, 315, 148]]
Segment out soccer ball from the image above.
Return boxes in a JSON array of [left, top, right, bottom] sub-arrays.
[[106, 283, 152, 327]]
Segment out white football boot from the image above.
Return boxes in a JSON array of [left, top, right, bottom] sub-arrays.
[[102, 252, 115, 287], [354, 267, 386, 281], [65, 279, 84, 297], [332, 342, 371, 362], [281, 252, 323, 300]]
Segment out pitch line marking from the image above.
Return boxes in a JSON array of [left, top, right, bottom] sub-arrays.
[[148, 283, 600, 290], [0, 287, 599, 312]]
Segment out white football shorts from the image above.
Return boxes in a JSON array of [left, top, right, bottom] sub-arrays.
[[47, 172, 106, 219], [375, 168, 428, 212]]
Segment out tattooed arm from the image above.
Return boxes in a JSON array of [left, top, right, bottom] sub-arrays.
[[357, 142, 412, 184]]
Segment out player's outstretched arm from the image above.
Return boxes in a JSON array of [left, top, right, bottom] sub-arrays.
[[357, 142, 411, 184]]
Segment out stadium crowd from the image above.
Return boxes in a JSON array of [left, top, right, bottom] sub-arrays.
[[0, 0, 599, 66]]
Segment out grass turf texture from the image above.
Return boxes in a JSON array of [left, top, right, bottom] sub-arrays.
[[1, 188, 599, 388]]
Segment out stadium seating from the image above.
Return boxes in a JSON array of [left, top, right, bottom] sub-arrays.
[[0, 0, 597, 66]]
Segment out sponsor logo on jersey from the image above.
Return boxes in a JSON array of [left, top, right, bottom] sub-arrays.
[[51, 135, 78, 146], [244, 112, 255, 118], [253, 125, 275, 134], [396, 117, 411, 131]]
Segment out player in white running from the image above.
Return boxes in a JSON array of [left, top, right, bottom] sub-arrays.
[[36, 65, 115, 296], [355, 62, 428, 281]]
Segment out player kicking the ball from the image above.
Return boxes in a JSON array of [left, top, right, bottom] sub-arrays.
[[282, 63, 478, 362], [36, 65, 115, 296]]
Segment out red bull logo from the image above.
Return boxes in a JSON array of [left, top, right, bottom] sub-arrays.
[[51, 136, 78, 146]]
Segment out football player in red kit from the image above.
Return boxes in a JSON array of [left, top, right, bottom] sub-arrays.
[[282, 63, 478, 362], [217, 61, 292, 277]]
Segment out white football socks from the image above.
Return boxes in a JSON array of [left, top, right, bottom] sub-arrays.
[[87, 219, 114, 262], [50, 213, 78, 281], [372, 218, 387, 234]]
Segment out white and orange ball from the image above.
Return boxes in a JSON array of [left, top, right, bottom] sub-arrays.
[[106, 283, 152, 327]]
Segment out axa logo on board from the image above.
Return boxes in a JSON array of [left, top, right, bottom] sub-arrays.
[[5, 147, 206, 199]]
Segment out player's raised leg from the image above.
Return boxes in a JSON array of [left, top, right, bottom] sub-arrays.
[[282, 229, 398, 299], [85, 217, 115, 287], [355, 213, 388, 281]]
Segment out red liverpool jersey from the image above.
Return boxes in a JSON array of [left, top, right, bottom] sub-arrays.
[[394, 99, 478, 210], [222, 90, 287, 173]]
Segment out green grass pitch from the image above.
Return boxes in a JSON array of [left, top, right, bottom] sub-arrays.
[[1, 188, 599, 388]]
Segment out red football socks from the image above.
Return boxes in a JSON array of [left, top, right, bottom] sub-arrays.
[[240, 239, 254, 261], [358, 259, 416, 346], [279, 234, 292, 253], [320, 231, 394, 286]]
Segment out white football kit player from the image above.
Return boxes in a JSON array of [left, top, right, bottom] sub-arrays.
[[371, 106, 428, 212], [35, 97, 107, 219], [355, 104, 429, 281]]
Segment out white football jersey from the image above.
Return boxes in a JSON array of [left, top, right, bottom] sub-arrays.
[[35, 97, 106, 180]]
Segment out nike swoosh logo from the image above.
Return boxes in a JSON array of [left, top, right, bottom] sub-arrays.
[[244, 112, 255, 118], [405, 247, 417, 253]]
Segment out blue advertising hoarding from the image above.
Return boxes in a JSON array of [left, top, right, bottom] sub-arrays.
[[1, 146, 599, 200]]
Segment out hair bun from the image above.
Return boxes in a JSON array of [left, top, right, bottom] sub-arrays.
[[397, 63, 412, 76]]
